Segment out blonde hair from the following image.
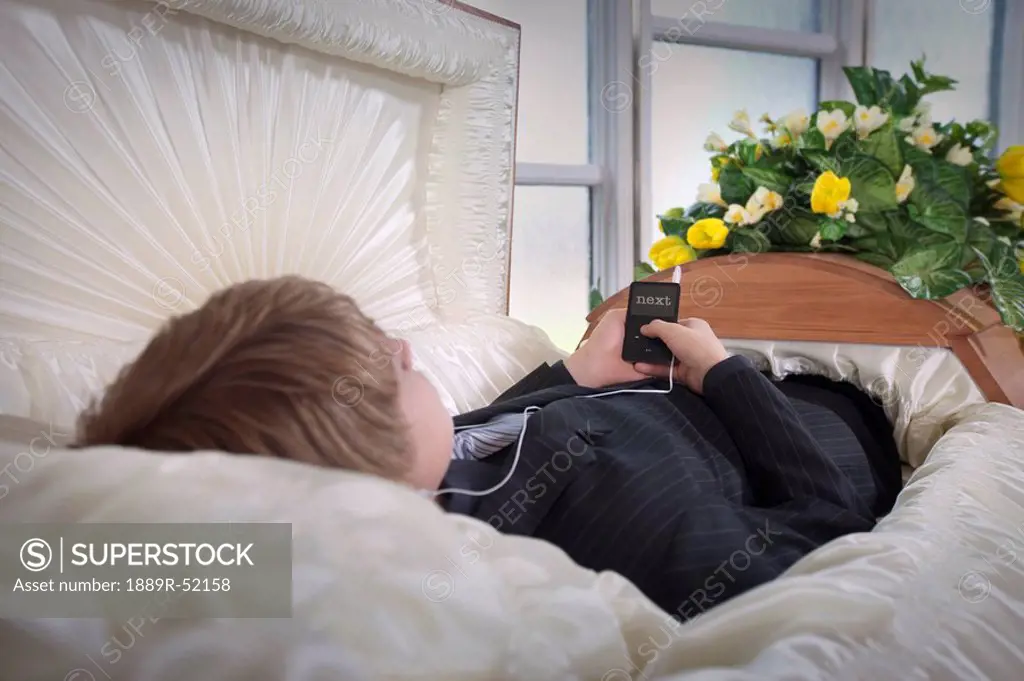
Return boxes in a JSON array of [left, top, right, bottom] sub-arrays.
[[75, 276, 410, 480]]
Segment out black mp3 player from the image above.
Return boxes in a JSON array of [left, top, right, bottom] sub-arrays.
[[622, 281, 681, 365]]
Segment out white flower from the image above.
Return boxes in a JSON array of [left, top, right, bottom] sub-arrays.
[[895, 164, 915, 203], [828, 197, 859, 221], [770, 131, 793, 148], [696, 182, 727, 207], [995, 197, 1023, 221], [945, 143, 974, 166], [728, 109, 755, 137], [750, 186, 784, 212], [973, 217, 991, 227], [914, 101, 932, 122], [816, 109, 850, 146], [724, 203, 754, 225], [762, 190, 784, 212], [703, 132, 727, 152], [854, 105, 889, 139], [907, 125, 943, 152], [897, 117, 918, 133], [810, 232, 823, 249], [781, 108, 810, 137]]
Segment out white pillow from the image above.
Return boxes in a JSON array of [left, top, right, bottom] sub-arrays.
[[0, 314, 564, 432], [2, 403, 1024, 681]]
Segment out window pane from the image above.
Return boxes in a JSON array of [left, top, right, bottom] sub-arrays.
[[466, 0, 588, 164], [651, 0, 821, 32], [508, 186, 591, 352], [650, 44, 818, 246], [868, 0, 996, 125]]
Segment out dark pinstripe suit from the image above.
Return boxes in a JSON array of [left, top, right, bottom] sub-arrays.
[[441, 356, 902, 621]]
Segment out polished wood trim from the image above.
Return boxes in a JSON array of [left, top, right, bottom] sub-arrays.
[[582, 253, 1024, 409]]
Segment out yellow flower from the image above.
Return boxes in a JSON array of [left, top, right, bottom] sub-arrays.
[[811, 171, 852, 215], [997, 145, 1024, 203], [686, 218, 730, 250], [649, 235, 697, 270]]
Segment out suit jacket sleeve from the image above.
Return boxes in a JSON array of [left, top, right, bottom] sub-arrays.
[[700, 355, 871, 516], [490, 360, 577, 405]]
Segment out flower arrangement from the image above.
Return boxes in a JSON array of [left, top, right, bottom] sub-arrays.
[[643, 58, 1024, 331]]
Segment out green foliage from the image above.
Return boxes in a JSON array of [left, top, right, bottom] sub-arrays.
[[589, 281, 604, 312], [634, 262, 656, 280], [646, 58, 1024, 331]]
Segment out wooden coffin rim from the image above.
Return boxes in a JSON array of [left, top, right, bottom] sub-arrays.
[[583, 253, 1024, 409]]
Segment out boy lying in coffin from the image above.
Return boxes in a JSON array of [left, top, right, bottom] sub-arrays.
[[76, 276, 902, 620]]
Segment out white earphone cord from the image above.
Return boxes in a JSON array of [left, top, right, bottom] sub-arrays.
[[432, 355, 675, 498]]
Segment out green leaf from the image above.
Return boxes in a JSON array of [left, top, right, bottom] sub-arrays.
[[741, 166, 792, 194], [856, 251, 897, 269], [853, 211, 891, 234], [989, 218, 1024, 241], [687, 203, 726, 220], [819, 100, 856, 117], [891, 241, 973, 299], [933, 162, 971, 208], [718, 165, 756, 205], [799, 128, 827, 151], [851, 232, 900, 261], [900, 74, 922, 112], [771, 209, 820, 246], [847, 155, 899, 213], [859, 121, 903, 177], [843, 66, 879, 106], [736, 139, 765, 166], [911, 56, 958, 98], [910, 56, 928, 83], [634, 262, 656, 281], [801, 150, 840, 173], [658, 216, 689, 238], [973, 245, 1024, 331], [730, 228, 772, 254], [908, 178, 968, 241], [589, 285, 604, 312], [873, 70, 907, 113], [820, 219, 847, 241]]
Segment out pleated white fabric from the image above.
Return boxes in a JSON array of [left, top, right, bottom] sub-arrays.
[[722, 339, 987, 467], [2, 1, 1024, 680], [0, 0, 529, 425], [1, 403, 1023, 681]]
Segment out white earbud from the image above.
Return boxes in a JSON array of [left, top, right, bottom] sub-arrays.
[[428, 356, 676, 499]]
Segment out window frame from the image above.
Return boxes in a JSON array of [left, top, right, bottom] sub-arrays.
[[631, 0, 844, 282], [505, 0, 1024, 329]]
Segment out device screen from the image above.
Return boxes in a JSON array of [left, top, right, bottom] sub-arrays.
[[622, 281, 680, 365]]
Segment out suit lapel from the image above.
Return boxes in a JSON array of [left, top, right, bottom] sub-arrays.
[[443, 404, 600, 537]]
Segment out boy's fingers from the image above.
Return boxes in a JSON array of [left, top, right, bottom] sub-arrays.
[[641, 319, 688, 339], [633, 362, 671, 377], [639, 319, 667, 336]]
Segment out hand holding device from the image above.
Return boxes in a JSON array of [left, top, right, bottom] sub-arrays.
[[634, 318, 729, 395], [564, 308, 647, 388], [621, 280, 681, 365]]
